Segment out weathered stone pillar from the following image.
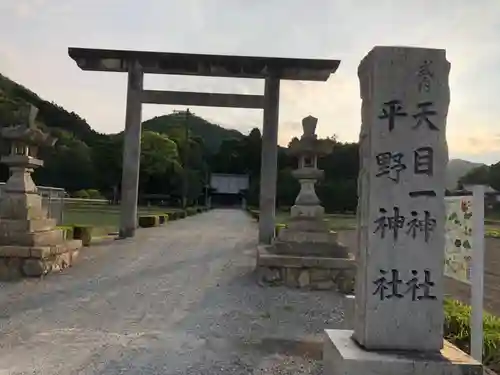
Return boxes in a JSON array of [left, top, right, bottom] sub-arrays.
[[119, 60, 143, 238], [324, 46, 481, 375], [258, 76, 280, 244]]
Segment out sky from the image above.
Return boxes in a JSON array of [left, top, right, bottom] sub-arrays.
[[0, 0, 499, 164]]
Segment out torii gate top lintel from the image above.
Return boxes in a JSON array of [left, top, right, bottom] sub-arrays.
[[68, 46, 341, 243], [68, 47, 340, 81]]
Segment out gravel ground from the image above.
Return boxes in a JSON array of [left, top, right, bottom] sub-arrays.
[[0, 209, 347, 374]]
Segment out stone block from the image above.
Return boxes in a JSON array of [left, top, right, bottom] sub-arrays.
[[312, 280, 335, 290], [298, 270, 310, 288], [0, 245, 31, 257], [0, 192, 46, 220], [0, 218, 56, 233], [323, 329, 482, 375], [29, 246, 52, 258], [286, 218, 330, 233], [310, 268, 331, 282], [290, 204, 324, 218], [285, 268, 300, 287], [354, 46, 450, 351], [273, 240, 349, 258], [278, 229, 337, 244], [0, 257, 23, 280], [257, 247, 356, 270], [0, 228, 64, 247], [260, 267, 282, 284], [22, 259, 49, 277], [335, 270, 356, 294]]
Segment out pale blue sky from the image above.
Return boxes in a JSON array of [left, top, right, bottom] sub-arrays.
[[0, 0, 499, 163]]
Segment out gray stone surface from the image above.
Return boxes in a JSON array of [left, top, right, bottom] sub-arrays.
[[0, 209, 347, 374], [324, 330, 482, 375], [353, 46, 450, 352], [259, 76, 281, 244], [119, 60, 143, 239]]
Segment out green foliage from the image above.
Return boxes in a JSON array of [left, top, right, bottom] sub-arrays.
[[459, 165, 491, 188], [486, 229, 500, 238], [73, 190, 90, 199], [72, 224, 94, 246], [247, 209, 260, 221], [166, 211, 179, 220], [138, 215, 160, 228], [56, 225, 74, 240], [86, 189, 104, 199], [140, 131, 181, 176], [143, 111, 243, 154], [185, 207, 197, 216], [444, 299, 500, 371], [275, 223, 287, 236], [158, 214, 169, 225]]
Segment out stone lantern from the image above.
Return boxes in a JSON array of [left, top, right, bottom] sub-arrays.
[[287, 115, 333, 218], [256, 115, 355, 292], [0, 105, 56, 219], [0, 104, 82, 280]]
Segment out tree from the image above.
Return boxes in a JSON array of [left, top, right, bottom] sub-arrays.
[[458, 165, 491, 188], [488, 163, 500, 192], [35, 130, 95, 192], [139, 131, 181, 194]]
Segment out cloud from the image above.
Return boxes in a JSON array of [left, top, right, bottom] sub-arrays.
[[0, 0, 499, 163]]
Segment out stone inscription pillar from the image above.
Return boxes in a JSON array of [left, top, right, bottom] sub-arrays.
[[119, 60, 144, 238], [258, 76, 280, 244], [353, 46, 450, 352]]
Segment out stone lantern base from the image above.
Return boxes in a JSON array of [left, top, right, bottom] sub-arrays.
[[0, 157, 82, 281], [256, 246, 356, 292], [0, 215, 82, 280], [256, 214, 356, 293]]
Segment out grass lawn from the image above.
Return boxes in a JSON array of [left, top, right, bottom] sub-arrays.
[[62, 203, 180, 233]]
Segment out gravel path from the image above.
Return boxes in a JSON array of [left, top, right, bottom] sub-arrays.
[[0, 209, 347, 374]]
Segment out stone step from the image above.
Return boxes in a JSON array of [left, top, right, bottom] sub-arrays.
[[0, 239, 82, 259], [0, 218, 56, 233], [0, 228, 64, 247], [272, 240, 349, 258]]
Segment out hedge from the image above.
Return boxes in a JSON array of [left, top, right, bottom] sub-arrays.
[[72, 224, 94, 246], [138, 215, 159, 228], [275, 223, 287, 236], [186, 207, 197, 216], [444, 298, 500, 371], [56, 225, 74, 240], [158, 214, 169, 225], [486, 229, 500, 239], [247, 208, 259, 221]]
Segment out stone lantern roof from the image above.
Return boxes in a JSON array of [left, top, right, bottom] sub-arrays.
[[287, 116, 334, 157], [1, 105, 56, 147]]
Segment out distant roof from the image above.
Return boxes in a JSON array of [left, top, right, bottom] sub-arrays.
[[68, 47, 340, 81]]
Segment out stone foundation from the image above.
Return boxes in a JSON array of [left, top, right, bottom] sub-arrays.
[[0, 239, 82, 280], [323, 329, 482, 375], [257, 246, 356, 293]]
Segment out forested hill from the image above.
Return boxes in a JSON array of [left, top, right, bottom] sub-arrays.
[[143, 113, 244, 154], [0, 73, 249, 203], [0, 73, 99, 143]]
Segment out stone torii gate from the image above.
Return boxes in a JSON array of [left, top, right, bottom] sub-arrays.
[[68, 47, 340, 243]]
